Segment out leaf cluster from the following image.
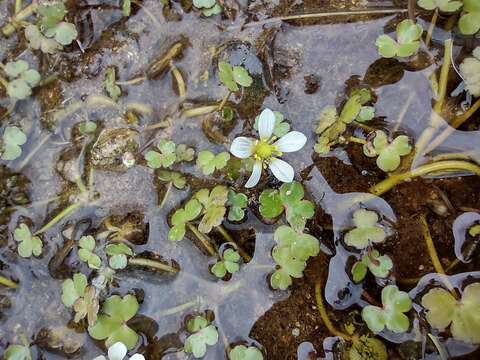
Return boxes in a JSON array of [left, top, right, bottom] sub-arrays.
[[184, 315, 219, 358], [218, 61, 253, 92], [211, 248, 240, 278], [363, 130, 412, 172], [421, 283, 480, 344], [3, 60, 41, 100], [196, 150, 230, 175], [375, 19, 423, 58], [193, 0, 222, 16], [226, 190, 248, 221], [459, 0, 480, 35], [169, 185, 228, 240], [314, 89, 373, 154], [61, 273, 99, 326], [145, 139, 194, 169], [362, 285, 412, 334], [1, 126, 27, 161], [78, 235, 101, 269], [351, 249, 393, 282], [259, 181, 314, 232], [106, 243, 133, 269], [88, 294, 140, 349], [344, 209, 387, 250], [13, 223, 42, 258], [25, 3, 77, 54]]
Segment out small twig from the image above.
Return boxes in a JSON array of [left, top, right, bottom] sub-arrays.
[[226, 9, 409, 31], [186, 222, 216, 256], [128, 257, 179, 273], [116, 76, 146, 86], [314, 282, 352, 341], [419, 215, 458, 298], [347, 136, 367, 145], [215, 224, 252, 262], [0, 274, 18, 288], [434, 39, 453, 115], [425, 8, 438, 47], [408, 0, 416, 21], [170, 62, 186, 98], [34, 202, 83, 235]]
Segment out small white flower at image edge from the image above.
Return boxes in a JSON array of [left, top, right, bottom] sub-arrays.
[[92, 342, 145, 360], [230, 108, 307, 188]]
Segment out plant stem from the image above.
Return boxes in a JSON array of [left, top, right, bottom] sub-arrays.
[[15, 0, 22, 14], [155, 297, 201, 317], [419, 215, 457, 297], [434, 39, 453, 115], [2, 2, 38, 36], [159, 181, 173, 209], [370, 160, 480, 196], [408, 0, 416, 21], [451, 98, 480, 128], [116, 76, 147, 86], [182, 104, 219, 118], [425, 8, 438, 47], [226, 9, 408, 31], [314, 282, 352, 341], [0, 274, 18, 288], [16, 133, 51, 171], [34, 202, 83, 235], [215, 224, 252, 262], [170, 62, 186, 98], [347, 136, 367, 145], [186, 222, 216, 256], [217, 92, 231, 111], [128, 257, 179, 273]]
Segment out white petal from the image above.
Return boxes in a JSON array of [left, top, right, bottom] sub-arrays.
[[129, 355, 145, 360], [245, 160, 263, 188], [269, 158, 294, 183], [108, 342, 127, 360], [273, 131, 307, 153], [257, 108, 276, 140], [230, 137, 255, 159]]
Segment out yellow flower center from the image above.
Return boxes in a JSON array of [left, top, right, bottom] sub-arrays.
[[253, 139, 281, 161]]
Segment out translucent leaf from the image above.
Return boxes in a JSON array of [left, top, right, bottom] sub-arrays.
[[109, 254, 128, 269], [259, 189, 283, 219], [396, 19, 423, 44], [7, 79, 32, 100], [233, 66, 253, 87], [193, 0, 217, 8], [4, 60, 29, 78], [229, 345, 264, 360], [352, 261, 368, 282], [211, 262, 227, 278], [202, 3, 222, 16], [38, 3, 66, 30], [376, 35, 398, 58], [218, 61, 238, 92], [362, 306, 386, 333], [79, 235, 96, 251], [3, 344, 32, 360], [356, 106, 375, 122]]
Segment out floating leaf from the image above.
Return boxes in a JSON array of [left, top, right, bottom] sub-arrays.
[[458, 0, 480, 35], [158, 170, 187, 189], [3, 344, 32, 360], [352, 250, 393, 282], [13, 223, 42, 258], [175, 144, 195, 162], [218, 61, 252, 91], [376, 20, 422, 58], [195, 185, 228, 233], [417, 0, 462, 12], [421, 283, 480, 344], [88, 294, 140, 349], [106, 243, 133, 270], [145, 139, 176, 169], [344, 209, 386, 250], [184, 315, 219, 358], [4, 60, 41, 100], [169, 199, 203, 241], [362, 285, 412, 333], [196, 150, 230, 175], [274, 225, 320, 261], [79, 121, 97, 135], [271, 246, 306, 290], [211, 248, 240, 278], [259, 189, 283, 219], [2, 126, 27, 161], [229, 345, 264, 360], [61, 273, 87, 308], [78, 235, 101, 269], [227, 190, 248, 221], [363, 130, 412, 172]]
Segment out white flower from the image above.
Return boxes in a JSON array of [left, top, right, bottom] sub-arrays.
[[230, 108, 307, 188], [93, 342, 145, 360]]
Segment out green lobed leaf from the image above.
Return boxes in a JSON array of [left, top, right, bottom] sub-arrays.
[[259, 189, 284, 219], [218, 61, 238, 92], [229, 345, 264, 360], [232, 66, 253, 88]]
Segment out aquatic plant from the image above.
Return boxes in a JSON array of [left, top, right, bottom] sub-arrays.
[[314, 89, 373, 154], [145, 140, 194, 169], [375, 19, 423, 58], [88, 294, 140, 349], [158, 170, 187, 189], [78, 235, 101, 269], [122, 0, 132, 17], [79, 121, 97, 135], [169, 198, 203, 241], [219, 61, 253, 92], [24, 3, 77, 54], [259, 182, 315, 232], [1, 60, 41, 100], [459, 47, 480, 97], [344, 209, 386, 250], [458, 0, 480, 35], [417, 0, 462, 12], [231, 109, 306, 187], [93, 342, 145, 360], [104, 67, 122, 101], [421, 283, 480, 344], [193, 0, 222, 16], [196, 150, 230, 175], [211, 248, 240, 278], [106, 243, 133, 270], [362, 285, 412, 333], [351, 250, 393, 282], [229, 345, 263, 360], [226, 190, 248, 221], [363, 130, 412, 172], [61, 273, 99, 325], [13, 223, 42, 258], [184, 315, 219, 358], [3, 340, 32, 360], [1, 126, 27, 161]]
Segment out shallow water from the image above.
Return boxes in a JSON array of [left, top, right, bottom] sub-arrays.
[[1, 0, 480, 359]]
